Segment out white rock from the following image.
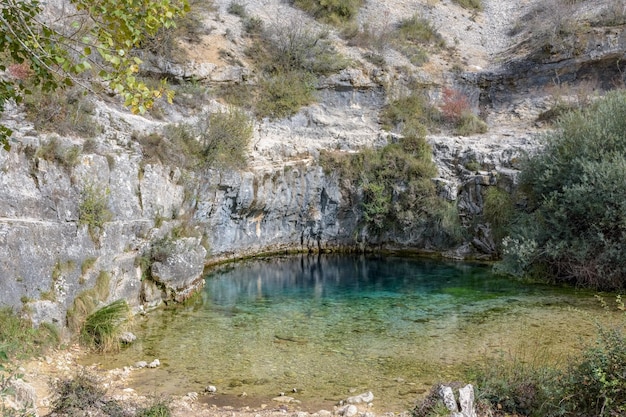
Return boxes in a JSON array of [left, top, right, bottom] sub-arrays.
[[459, 384, 477, 417], [340, 405, 358, 417], [272, 396, 295, 403], [205, 385, 217, 393], [134, 361, 148, 368], [346, 391, 374, 404], [147, 359, 160, 368], [438, 385, 459, 412], [120, 332, 137, 343]]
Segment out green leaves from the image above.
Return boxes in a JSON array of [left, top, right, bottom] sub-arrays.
[[503, 91, 626, 289], [0, 0, 189, 146]]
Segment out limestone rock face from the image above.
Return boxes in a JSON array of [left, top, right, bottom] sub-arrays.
[[150, 237, 207, 302]]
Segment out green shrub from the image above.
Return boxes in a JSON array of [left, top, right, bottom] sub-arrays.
[[390, 13, 445, 66], [320, 129, 462, 244], [227, 0, 247, 17], [560, 325, 626, 416], [24, 87, 101, 137], [452, 0, 482, 11], [197, 108, 253, 168], [500, 91, 626, 289], [0, 308, 58, 361], [455, 112, 487, 136], [292, 0, 363, 25], [80, 299, 130, 352], [35, 137, 82, 170], [137, 401, 172, 417], [256, 71, 316, 119], [246, 20, 349, 118], [381, 90, 439, 133], [397, 14, 445, 46], [78, 183, 112, 242]]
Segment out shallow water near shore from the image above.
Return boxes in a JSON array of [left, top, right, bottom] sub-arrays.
[[82, 254, 615, 412]]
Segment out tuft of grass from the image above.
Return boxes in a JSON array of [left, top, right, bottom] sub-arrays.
[[227, 0, 247, 17], [0, 307, 59, 361], [381, 90, 440, 133], [137, 401, 172, 417], [456, 112, 488, 136], [80, 300, 130, 352], [35, 137, 82, 170], [292, 0, 364, 25], [67, 270, 111, 334], [452, 0, 482, 11], [78, 183, 112, 242], [81, 257, 97, 277]]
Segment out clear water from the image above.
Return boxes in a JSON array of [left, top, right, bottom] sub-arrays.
[[86, 254, 610, 412]]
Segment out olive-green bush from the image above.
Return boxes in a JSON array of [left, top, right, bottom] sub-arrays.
[[500, 91, 626, 289]]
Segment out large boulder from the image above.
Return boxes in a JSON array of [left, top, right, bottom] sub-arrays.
[[150, 237, 207, 302]]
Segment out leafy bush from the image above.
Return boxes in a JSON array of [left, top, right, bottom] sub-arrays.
[[560, 325, 626, 416], [292, 0, 363, 25], [500, 91, 626, 289], [80, 299, 130, 352]]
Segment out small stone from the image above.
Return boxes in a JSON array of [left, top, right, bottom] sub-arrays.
[[240, 392, 248, 397], [120, 332, 137, 344], [272, 396, 295, 403], [134, 361, 148, 368], [346, 391, 374, 404], [186, 392, 198, 401], [341, 405, 358, 417], [317, 411, 332, 417], [292, 388, 298, 393], [205, 385, 217, 393], [147, 359, 160, 368]]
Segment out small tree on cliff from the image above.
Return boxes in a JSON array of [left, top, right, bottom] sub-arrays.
[[0, 0, 189, 150]]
